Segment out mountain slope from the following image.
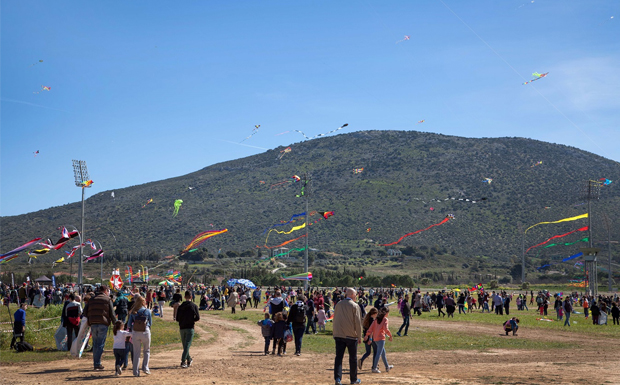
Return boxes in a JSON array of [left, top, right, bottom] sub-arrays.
[[2, 130, 619, 265]]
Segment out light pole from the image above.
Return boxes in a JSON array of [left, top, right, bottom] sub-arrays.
[[72, 160, 92, 286], [303, 173, 310, 292]]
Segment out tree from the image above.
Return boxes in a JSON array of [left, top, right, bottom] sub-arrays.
[[509, 264, 523, 281], [488, 280, 499, 289]]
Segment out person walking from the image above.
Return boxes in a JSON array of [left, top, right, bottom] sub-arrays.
[[332, 288, 363, 385], [358, 307, 378, 370], [171, 288, 183, 321], [127, 295, 152, 376], [365, 307, 393, 374], [64, 293, 82, 352], [436, 292, 446, 317], [288, 294, 307, 356], [397, 294, 411, 336], [227, 289, 239, 314], [176, 290, 200, 368], [252, 287, 262, 309], [114, 292, 129, 323], [156, 288, 166, 318], [10, 302, 27, 349], [305, 295, 316, 334], [83, 285, 116, 371], [563, 297, 572, 327]]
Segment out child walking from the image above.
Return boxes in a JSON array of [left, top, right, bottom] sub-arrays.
[[257, 313, 273, 355], [317, 305, 327, 332], [113, 321, 131, 376], [271, 312, 287, 356], [365, 307, 394, 374]]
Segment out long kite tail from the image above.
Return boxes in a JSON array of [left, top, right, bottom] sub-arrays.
[[379, 217, 452, 247], [256, 234, 307, 249], [526, 226, 588, 253]]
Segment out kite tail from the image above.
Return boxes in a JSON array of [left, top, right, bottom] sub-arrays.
[[380, 217, 451, 247]]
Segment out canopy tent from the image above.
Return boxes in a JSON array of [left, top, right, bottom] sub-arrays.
[[226, 278, 256, 289], [34, 275, 53, 284]]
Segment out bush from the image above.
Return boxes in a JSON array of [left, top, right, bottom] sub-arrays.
[[498, 276, 512, 284], [521, 281, 530, 290], [488, 280, 499, 289], [420, 277, 432, 286]]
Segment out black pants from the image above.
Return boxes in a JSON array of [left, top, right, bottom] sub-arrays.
[[413, 307, 422, 316], [505, 304, 510, 315], [334, 337, 358, 383], [66, 323, 80, 351], [10, 322, 24, 349], [495, 305, 503, 315]]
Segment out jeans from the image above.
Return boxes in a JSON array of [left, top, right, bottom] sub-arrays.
[[157, 301, 165, 317], [398, 316, 410, 335], [90, 324, 109, 367], [132, 330, 151, 376], [334, 337, 358, 383], [564, 312, 571, 326], [371, 340, 389, 370], [117, 312, 127, 323], [483, 303, 490, 312], [180, 328, 194, 363], [263, 337, 271, 353], [114, 348, 125, 368], [360, 340, 372, 364], [124, 341, 133, 368], [293, 326, 305, 353], [305, 317, 316, 334], [458, 305, 465, 314]]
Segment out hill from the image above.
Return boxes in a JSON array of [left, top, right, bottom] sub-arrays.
[[2, 130, 619, 276]]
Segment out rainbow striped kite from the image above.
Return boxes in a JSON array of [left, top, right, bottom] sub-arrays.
[[281, 272, 312, 281], [182, 229, 228, 254]]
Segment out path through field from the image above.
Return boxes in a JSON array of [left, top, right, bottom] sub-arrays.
[[1, 308, 617, 385]]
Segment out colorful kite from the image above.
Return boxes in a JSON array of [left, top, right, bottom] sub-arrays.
[[281, 272, 312, 281], [318, 211, 334, 220], [380, 215, 453, 246], [270, 175, 302, 189], [522, 72, 549, 85], [142, 198, 153, 208], [265, 223, 306, 246], [81, 180, 94, 187], [525, 213, 588, 233], [29, 60, 44, 67], [483, 178, 493, 184], [417, 120, 425, 124], [173, 199, 183, 217], [84, 249, 104, 261], [526, 227, 589, 253], [28, 245, 52, 258], [33, 85, 51, 94], [33, 150, 39, 157], [241, 125, 260, 142], [0, 238, 42, 261], [256, 234, 307, 249], [531, 161, 543, 167], [262, 212, 306, 234], [278, 147, 292, 160], [181, 229, 228, 254], [294, 123, 348, 141], [396, 35, 410, 44], [541, 237, 589, 250], [0, 255, 19, 264], [599, 178, 612, 186], [353, 168, 364, 174]]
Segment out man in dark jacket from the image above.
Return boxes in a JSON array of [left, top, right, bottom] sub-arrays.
[[288, 294, 307, 356], [304, 296, 316, 334], [176, 291, 200, 368], [83, 285, 116, 371], [397, 294, 411, 336], [114, 292, 129, 323]]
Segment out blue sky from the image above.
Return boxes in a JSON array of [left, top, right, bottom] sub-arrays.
[[2, 1, 618, 216]]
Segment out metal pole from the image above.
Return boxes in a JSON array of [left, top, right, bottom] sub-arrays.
[[304, 173, 309, 292], [100, 253, 103, 284], [603, 214, 612, 292], [588, 180, 593, 248], [521, 228, 526, 284], [79, 187, 85, 285]]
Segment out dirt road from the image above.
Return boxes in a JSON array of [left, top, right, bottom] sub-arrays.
[[1, 309, 617, 385]]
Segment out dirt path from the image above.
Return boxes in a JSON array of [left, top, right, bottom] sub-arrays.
[[1, 309, 617, 385]]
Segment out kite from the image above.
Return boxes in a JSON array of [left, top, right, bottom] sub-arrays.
[[318, 211, 335, 220], [262, 212, 306, 233], [241, 125, 260, 142], [277, 147, 292, 160], [281, 272, 312, 281], [525, 213, 588, 233], [417, 120, 425, 124], [265, 223, 306, 246], [522, 72, 549, 85], [380, 215, 453, 246], [84, 249, 104, 261], [28, 245, 52, 258], [29, 60, 44, 67], [531, 161, 543, 167], [274, 131, 290, 136], [257, 234, 307, 249], [81, 180, 94, 187], [483, 178, 493, 184], [33, 150, 39, 157], [536, 252, 584, 270], [142, 198, 154, 208], [296, 178, 308, 198], [0, 255, 19, 264], [396, 35, 410, 44], [125, 266, 134, 283], [52, 257, 65, 267], [173, 199, 183, 217], [181, 229, 228, 254], [33, 85, 51, 94], [0, 238, 42, 261], [526, 227, 589, 253], [541, 237, 589, 250], [599, 178, 612, 186], [366, 228, 371, 232], [353, 168, 364, 174], [294, 123, 348, 141], [270, 175, 301, 189]]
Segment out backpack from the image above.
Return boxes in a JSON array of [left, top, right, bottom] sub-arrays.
[[132, 309, 148, 332], [15, 341, 33, 352], [536, 296, 543, 305], [293, 304, 305, 324], [66, 306, 81, 327]]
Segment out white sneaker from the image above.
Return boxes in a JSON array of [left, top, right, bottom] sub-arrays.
[[386, 365, 394, 372], [372, 368, 381, 373]]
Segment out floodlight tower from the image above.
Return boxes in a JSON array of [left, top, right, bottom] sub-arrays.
[[72, 160, 91, 286]]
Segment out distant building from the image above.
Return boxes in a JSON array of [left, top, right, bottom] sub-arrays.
[[387, 249, 402, 256]]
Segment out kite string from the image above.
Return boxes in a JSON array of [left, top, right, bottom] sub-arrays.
[[437, 0, 612, 162]]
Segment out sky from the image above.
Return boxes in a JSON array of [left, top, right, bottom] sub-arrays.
[[1, 0, 619, 217]]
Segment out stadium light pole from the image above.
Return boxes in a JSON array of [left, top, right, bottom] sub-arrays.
[[303, 173, 310, 292], [72, 160, 91, 286]]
